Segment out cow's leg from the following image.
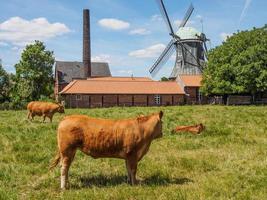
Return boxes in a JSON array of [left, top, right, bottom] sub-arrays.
[[125, 160, 131, 183], [27, 111, 31, 120], [49, 114, 53, 123], [42, 115, 46, 123], [60, 150, 76, 190], [31, 113, 35, 121], [126, 157, 138, 185], [60, 157, 70, 190], [46, 113, 53, 123]]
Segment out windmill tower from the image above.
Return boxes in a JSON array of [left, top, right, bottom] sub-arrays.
[[149, 0, 209, 79]]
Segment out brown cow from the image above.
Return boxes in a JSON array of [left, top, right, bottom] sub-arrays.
[[50, 111, 164, 189], [27, 101, 65, 122], [172, 123, 205, 135]]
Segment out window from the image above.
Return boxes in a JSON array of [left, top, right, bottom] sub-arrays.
[[154, 95, 161, 105], [76, 95, 82, 100]]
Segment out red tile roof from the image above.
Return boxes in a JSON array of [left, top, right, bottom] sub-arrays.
[[87, 76, 153, 82], [180, 75, 202, 87], [60, 79, 184, 95]]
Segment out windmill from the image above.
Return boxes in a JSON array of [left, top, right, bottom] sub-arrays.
[[149, 0, 209, 79]]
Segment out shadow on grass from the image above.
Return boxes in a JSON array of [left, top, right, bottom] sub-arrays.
[[74, 174, 192, 188]]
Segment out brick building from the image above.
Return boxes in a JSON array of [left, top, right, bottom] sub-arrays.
[[176, 75, 204, 104], [60, 77, 185, 108], [54, 61, 111, 99]]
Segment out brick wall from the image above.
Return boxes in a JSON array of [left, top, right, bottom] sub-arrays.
[[90, 95, 102, 108], [62, 94, 185, 108], [78, 95, 89, 108], [185, 87, 198, 104], [103, 95, 118, 107], [119, 95, 133, 106], [161, 95, 172, 106], [148, 95, 157, 106], [173, 94, 185, 105], [133, 95, 147, 106]]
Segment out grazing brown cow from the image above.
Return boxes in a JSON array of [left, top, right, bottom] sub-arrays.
[[50, 111, 164, 189], [172, 123, 205, 135], [27, 101, 64, 122]]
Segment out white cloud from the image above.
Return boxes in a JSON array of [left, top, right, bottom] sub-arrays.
[[91, 54, 111, 63], [0, 42, 8, 46], [129, 43, 166, 58], [98, 18, 130, 30], [0, 17, 70, 46], [220, 32, 233, 41], [151, 14, 163, 22], [240, 0, 253, 23], [129, 28, 151, 35]]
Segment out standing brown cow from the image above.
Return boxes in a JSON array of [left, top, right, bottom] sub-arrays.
[[27, 101, 65, 122], [50, 111, 164, 189]]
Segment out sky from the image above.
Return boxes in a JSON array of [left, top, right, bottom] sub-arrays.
[[0, 0, 266, 78]]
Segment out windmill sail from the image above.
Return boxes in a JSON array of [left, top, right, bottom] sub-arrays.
[[156, 0, 175, 36], [149, 39, 176, 76], [179, 3, 194, 28]]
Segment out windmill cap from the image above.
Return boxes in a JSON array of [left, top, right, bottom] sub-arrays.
[[176, 27, 201, 40]]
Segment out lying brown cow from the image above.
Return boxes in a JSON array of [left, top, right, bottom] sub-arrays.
[[50, 111, 163, 189], [27, 101, 64, 122], [172, 123, 205, 135]]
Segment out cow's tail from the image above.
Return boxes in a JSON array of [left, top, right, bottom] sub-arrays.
[[49, 150, 61, 170]]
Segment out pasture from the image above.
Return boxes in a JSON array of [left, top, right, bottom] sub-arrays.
[[0, 106, 266, 200]]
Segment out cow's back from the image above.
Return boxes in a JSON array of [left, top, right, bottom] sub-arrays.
[[58, 115, 142, 158], [28, 101, 58, 115]]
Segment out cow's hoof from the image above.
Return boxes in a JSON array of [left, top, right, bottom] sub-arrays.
[[131, 179, 141, 185], [61, 186, 69, 190]]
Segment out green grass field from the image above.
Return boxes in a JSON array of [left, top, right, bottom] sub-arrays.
[[0, 106, 266, 200]]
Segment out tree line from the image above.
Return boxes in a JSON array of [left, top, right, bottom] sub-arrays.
[[0, 41, 54, 109], [201, 25, 267, 101]]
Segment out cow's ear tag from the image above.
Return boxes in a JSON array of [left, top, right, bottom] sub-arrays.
[[159, 111, 163, 119]]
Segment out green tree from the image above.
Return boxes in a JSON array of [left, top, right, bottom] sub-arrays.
[[11, 41, 55, 102], [201, 25, 267, 97], [160, 77, 169, 81], [0, 62, 10, 102]]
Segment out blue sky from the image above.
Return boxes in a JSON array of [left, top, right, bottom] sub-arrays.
[[0, 0, 266, 78]]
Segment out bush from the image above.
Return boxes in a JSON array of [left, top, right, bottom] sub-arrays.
[[0, 101, 27, 110]]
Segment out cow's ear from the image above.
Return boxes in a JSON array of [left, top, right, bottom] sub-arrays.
[[159, 111, 163, 119]]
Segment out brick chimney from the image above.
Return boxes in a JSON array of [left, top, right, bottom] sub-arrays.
[[83, 9, 91, 78]]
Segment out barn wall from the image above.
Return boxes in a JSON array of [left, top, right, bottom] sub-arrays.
[[185, 87, 198, 104], [70, 95, 77, 108], [62, 94, 185, 108], [103, 95, 118, 107], [173, 94, 185, 105], [148, 95, 157, 106], [90, 95, 103, 108], [161, 95, 173, 106], [119, 95, 133, 106], [133, 95, 147, 106], [77, 95, 89, 108]]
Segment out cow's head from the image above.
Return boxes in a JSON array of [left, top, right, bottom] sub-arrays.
[[153, 111, 164, 139], [57, 104, 65, 113]]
